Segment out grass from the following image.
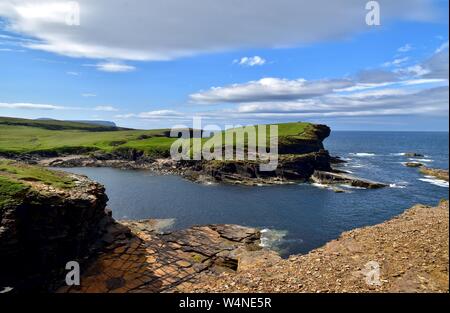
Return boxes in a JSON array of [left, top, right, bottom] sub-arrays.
[[0, 117, 323, 157], [0, 176, 29, 208], [0, 160, 75, 189]]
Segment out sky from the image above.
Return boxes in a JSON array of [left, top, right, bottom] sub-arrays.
[[0, 0, 448, 131]]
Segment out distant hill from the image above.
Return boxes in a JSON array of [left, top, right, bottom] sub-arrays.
[[69, 120, 116, 127], [35, 118, 117, 128]]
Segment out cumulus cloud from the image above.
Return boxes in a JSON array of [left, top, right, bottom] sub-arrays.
[[230, 86, 449, 118], [234, 56, 266, 67], [0, 0, 440, 61], [181, 43, 448, 121], [190, 78, 353, 104]]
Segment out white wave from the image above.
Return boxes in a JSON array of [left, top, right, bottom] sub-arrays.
[[408, 158, 434, 163], [419, 177, 449, 188], [152, 218, 176, 233], [390, 152, 406, 156], [339, 184, 366, 190], [389, 183, 407, 189], [259, 228, 288, 249], [349, 153, 376, 157], [348, 164, 365, 168], [311, 182, 330, 189], [341, 157, 353, 161]]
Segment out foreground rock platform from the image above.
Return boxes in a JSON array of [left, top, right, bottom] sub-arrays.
[[172, 201, 449, 293], [58, 222, 278, 293]]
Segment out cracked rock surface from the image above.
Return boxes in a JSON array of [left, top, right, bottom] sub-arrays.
[[59, 221, 277, 293]]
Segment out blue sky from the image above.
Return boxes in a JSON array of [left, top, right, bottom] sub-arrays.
[[0, 0, 448, 130]]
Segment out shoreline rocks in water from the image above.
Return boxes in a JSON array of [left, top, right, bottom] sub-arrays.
[[419, 167, 449, 182], [404, 162, 424, 168], [311, 170, 387, 189]]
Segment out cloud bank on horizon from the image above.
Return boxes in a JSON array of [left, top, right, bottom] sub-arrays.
[[0, 0, 448, 130]]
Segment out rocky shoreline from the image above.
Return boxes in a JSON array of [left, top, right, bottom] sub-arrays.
[[16, 150, 386, 189], [172, 200, 449, 293], [1, 162, 448, 293]]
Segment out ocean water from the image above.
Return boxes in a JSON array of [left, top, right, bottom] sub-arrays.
[[62, 132, 449, 257]]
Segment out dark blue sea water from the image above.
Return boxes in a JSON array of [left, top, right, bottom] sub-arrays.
[[63, 132, 449, 257]]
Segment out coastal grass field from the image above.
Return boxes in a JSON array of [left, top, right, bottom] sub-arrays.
[[0, 116, 318, 157], [0, 159, 77, 208]]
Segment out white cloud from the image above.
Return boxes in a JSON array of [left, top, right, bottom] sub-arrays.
[[398, 44, 413, 53], [0, 102, 120, 112], [398, 65, 431, 77], [383, 57, 409, 67], [94, 105, 118, 112], [190, 77, 353, 104], [67, 71, 80, 76], [0, 102, 64, 110], [0, 0, 439, 61], [117, 110, 184, 119], [234, 56, 266, 67], [89, 62, 136, 73], [230, 86, 449, 118], [81, 93, 96, 97]]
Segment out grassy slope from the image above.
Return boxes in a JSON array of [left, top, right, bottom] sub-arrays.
[[0, 117, 320, 157], [0, 159, 77, 208]]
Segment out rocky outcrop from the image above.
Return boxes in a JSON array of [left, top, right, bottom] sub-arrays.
[[0, 171, 113, 292], [182, 150, 333, 186], [404, 152, 425, 157], [404, 162, 424, 168], [419, 167, 449, 182], [311, 170, 387, 189], [173, 201, 449, 293]]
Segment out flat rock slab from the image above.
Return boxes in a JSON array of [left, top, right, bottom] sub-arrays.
[[58, 222, 267, 293]]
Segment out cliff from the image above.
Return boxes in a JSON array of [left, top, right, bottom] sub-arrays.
[[0, 160, 113, 292]]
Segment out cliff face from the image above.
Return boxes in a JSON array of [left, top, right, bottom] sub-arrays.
[[0, 162, 112, 292], [277, 124, 330, 154]]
